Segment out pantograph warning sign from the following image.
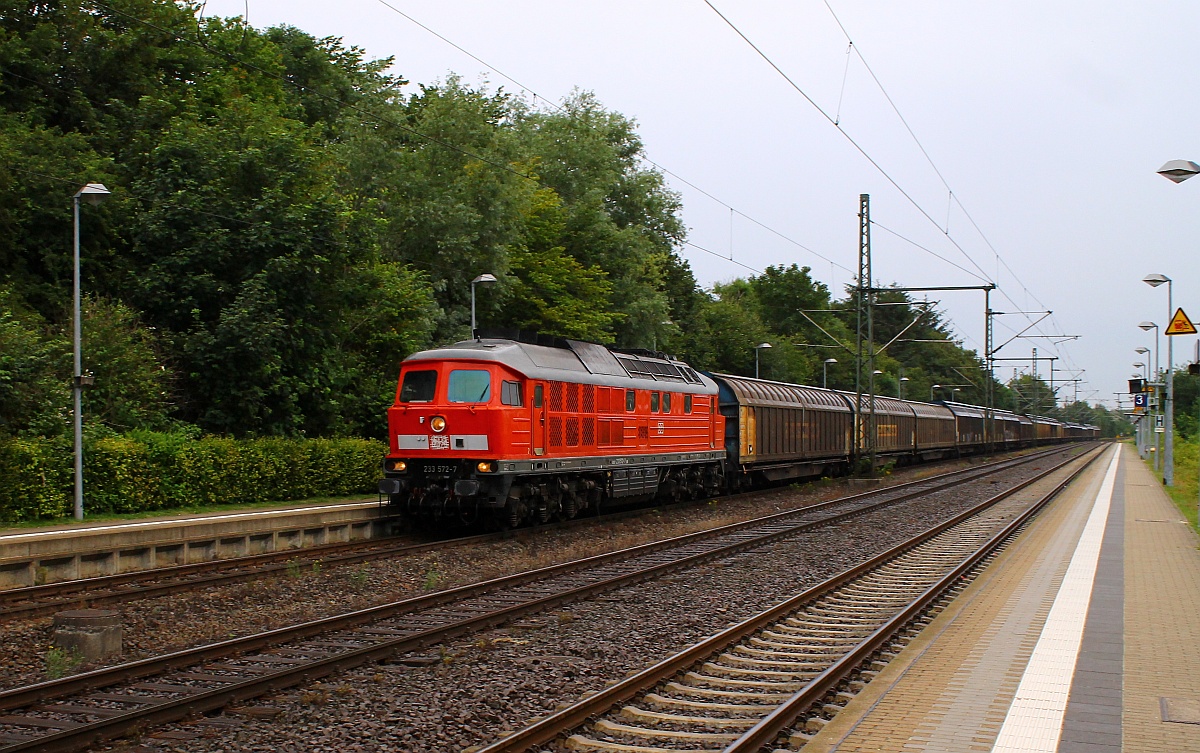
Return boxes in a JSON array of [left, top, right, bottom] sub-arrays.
[[1167, 308, 1197, 336]]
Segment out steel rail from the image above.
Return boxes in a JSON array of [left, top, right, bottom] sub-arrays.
[[0, 446, 1089, 752], [0, 446, 1073, 622], [723, 445, 1106, 751], [473, 443, 1106, 752]]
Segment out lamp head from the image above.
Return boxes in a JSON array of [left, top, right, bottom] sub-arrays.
[[1143, 273, 1170, 288], [824, 357, 837, 364], [900, 376, 910, 382], [1138, 321, 1158, 331], [1135, 347, 1149, 354], [74, 183, 111, 206], [1157, 159, 1200, 184], [756, 342, 772, 349], [931, 384, 941, 389], [472, 273, 498, 286], [1134, 362, 1144, 368]]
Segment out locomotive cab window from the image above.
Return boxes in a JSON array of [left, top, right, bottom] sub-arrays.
[[650, 392, 660, 413], [399, 370, 437, 403], [534, 384, 544, 408], [447, 369, 491, 403], [501, 381, 523, 406], [626, 389, 636, 412], [684, 394, 692, 414], [663, 392, 672, 414]]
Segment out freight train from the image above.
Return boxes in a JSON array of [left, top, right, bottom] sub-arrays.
[[377, 334, 1097, 526]]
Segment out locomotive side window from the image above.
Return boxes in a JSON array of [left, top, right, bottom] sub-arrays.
[[650, 392, 660, 413], [663, 392, 671, 413], [501, 381, 523, 406], [399, 370, 437, 403], [534, 384, 544, 408], [684, 394, 693, 414], [626, 389, 636, 412], [447, 369, 491, 403]]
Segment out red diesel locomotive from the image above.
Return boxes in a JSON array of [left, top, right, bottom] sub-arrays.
[[377, 335, 726, 526]]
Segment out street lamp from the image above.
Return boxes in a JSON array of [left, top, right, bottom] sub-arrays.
[[1139, 321, 1162, 471], [930, 384, 941, 401], [652, 320, 674, 352], [823, 358, 837, 389], [755, 343, 772, 379], [72, 182, 111, 521], [470, 273, 497, 338], [899, 376, 910, 400], [1143, 273, 1174, 486], [1157, 159, 1200, 183]]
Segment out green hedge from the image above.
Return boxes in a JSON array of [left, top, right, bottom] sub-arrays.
[[0, 433, 386, 523]]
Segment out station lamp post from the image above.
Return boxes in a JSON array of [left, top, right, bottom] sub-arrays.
[[72, 182, 111, 521], [1143, 273, 1174, 486], [1152, 158, 1198, 484], [1139, 322, 1162, 471], [823, 358, 837, 389], [755, 343, 772, 379], [930, 384, 941, 401], [899, 376, 910, 400], [470, 273, 497, 337]]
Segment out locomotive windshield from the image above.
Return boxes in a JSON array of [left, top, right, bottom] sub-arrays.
[[448, 369, 491, 403], [399, 370, 437, 402]]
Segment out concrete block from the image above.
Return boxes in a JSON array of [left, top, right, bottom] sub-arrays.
[[53, 609, 122, 660]]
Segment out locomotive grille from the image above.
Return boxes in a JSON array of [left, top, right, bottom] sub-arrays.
[[550, 382, 564, 411], [567, 383, 580, 412], [583, 384, 595, 413], [566, 417, 580, 446], [550, 416, 564, 447], [638, 423, 649, 440], [582, 417, 595, 446]]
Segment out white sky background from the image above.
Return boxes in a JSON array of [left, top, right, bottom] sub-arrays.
[[200, 0, 1200, 409]]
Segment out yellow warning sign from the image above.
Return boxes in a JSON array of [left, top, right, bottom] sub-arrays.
[[1166, 307, 1198, 336]]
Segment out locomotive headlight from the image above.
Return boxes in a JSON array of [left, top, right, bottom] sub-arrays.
[[476, 461, 494, 473], [430, 416, 447, 433], [390, 460, 407, 472]]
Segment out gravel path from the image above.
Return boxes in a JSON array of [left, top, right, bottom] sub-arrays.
[[73, 449, 1079, 753]]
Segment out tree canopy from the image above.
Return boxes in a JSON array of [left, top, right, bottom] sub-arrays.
[[0, 0, 1124, 440]]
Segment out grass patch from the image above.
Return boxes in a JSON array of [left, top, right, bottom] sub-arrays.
[[1138, 437, 1199, 531]]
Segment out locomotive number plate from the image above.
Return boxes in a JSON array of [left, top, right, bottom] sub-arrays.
[[422, 465, 457, 475]]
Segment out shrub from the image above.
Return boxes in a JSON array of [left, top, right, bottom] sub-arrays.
[[0, 432, 385, 523]]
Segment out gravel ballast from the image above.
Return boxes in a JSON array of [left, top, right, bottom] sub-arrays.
[[84, 449, 1086, 753]]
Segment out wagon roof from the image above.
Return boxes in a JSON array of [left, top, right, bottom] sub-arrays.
[[712, 374, 853, 412]]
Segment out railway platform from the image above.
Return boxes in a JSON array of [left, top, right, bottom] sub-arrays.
[[801, 442, 1200, 752], [0, 497, 393, 590]]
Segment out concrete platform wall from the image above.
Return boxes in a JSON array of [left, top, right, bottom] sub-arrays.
[[0, 502, 391, 589]]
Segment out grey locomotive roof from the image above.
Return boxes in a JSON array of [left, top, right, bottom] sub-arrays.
[[403, 338, 718, 394]]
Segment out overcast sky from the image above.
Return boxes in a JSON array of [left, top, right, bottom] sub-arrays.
[[200, 0, 1200, 409]]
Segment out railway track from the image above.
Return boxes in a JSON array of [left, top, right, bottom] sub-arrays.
[[0, 445, 1092, 752], [0, 447, 1074, 624], [476, 444, 1107, 753]]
